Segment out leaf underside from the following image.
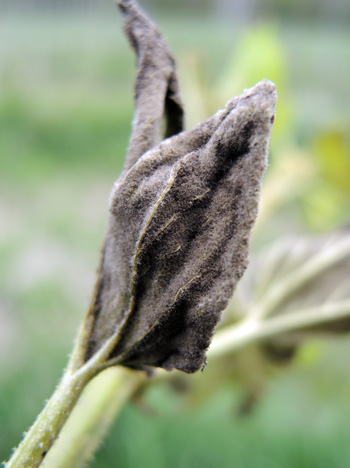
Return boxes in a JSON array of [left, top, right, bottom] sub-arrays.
[[85, 0, 277, 373]]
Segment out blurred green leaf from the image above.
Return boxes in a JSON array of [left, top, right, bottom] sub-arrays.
[[219, 23, 293, 147], [313, 129, 350, 193]]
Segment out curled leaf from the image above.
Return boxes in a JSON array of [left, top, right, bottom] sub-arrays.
[[85, 1, 276, 373], [87, 83, 276, 373], [118, 0, 184, 172]]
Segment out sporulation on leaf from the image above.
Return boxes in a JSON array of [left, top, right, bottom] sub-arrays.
[[84, 0, 276, 373]]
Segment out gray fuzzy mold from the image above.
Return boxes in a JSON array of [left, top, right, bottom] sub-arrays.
[[85, 1, 277, 373]]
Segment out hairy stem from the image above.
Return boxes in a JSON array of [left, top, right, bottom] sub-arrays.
[[4, 319, 125, 468], [43, 368, 144, 468], [5, 370, 93, 468], [3, 308, 141, 468], [6, 295, 349, 468]]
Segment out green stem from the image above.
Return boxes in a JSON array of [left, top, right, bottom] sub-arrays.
[[10, 298, 349, 468], [4, 315, 128, 468], [5, 369, 94, 468], [209, 299, 350, 358], [43, 368, 145, 468], [251, 237, 350, 320]]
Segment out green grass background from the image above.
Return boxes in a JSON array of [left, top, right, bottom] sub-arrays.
[[1, 3, 350, 467]]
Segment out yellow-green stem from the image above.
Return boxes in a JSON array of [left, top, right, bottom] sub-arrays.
[[5, 369, 94, 468], [43, 367, 145, 468]]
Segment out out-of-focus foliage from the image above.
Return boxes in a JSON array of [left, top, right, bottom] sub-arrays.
[[306, 130, 350, 230], [2, 0, 350, 22]]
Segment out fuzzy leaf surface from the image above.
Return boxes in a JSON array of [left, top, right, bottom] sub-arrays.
[[87, 81, 276, 373]]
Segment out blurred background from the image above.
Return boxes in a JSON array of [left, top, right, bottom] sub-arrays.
[[1, 0, 349, 466]]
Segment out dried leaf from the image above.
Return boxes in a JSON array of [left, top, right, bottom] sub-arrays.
[[118, 0, 184, 172], [85, 1, 276, 373], [87, 81, 276, 373]]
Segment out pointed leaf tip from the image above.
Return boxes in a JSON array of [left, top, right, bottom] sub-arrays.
[[87, 82, 276, 373]]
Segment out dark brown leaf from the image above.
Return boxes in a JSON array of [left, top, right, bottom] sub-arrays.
[[118, 0, 184, 173], [87, 80, 276, 373], [84, 0, 276, 373]]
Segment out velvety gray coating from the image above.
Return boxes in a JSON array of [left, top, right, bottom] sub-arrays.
[[118, 0, 184, 173], [85, 0, 277, 373], [88, 85, 276, 373]]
